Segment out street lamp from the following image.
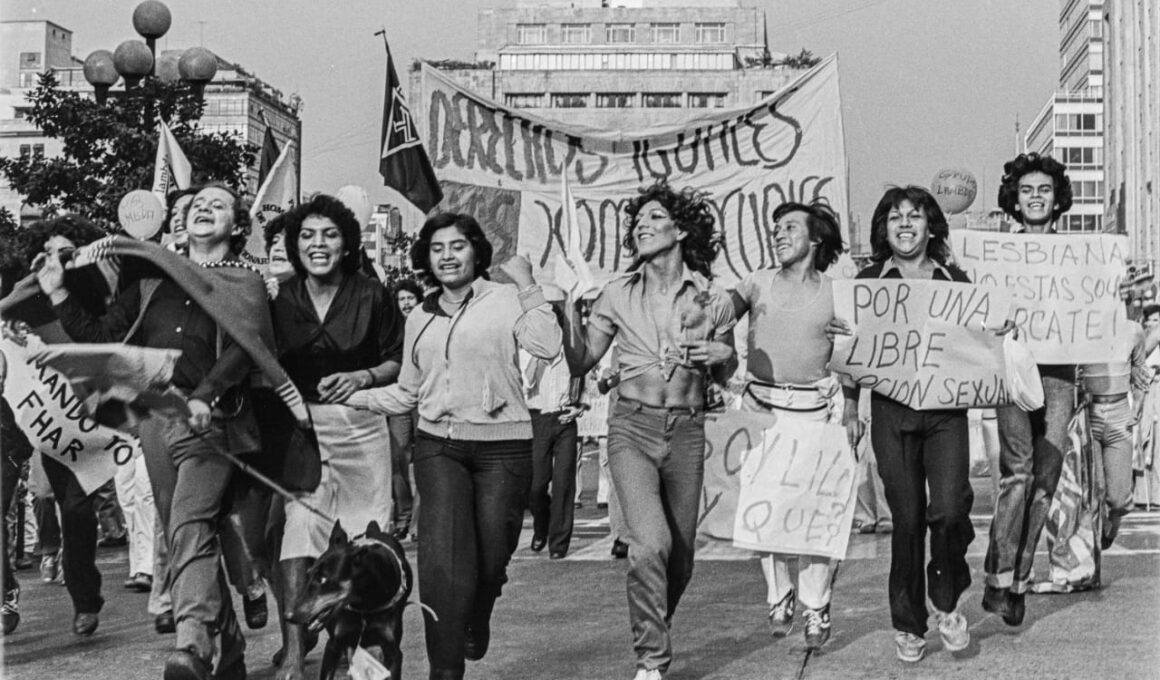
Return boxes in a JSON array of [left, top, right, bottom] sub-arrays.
[[82, 0, 217, 104]]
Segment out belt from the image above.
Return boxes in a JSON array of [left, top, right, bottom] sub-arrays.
[[748, 379, 818, 392], [1089, 393, 1128, 404], [616, 396, 701, 417]]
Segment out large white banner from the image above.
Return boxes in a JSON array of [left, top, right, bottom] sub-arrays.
[[415, 56, 848, 285], [732, 416, 856, 560], [951, 231, 1131, 364], [1, 334, 139, 494], [829, 279, 1013, 410]]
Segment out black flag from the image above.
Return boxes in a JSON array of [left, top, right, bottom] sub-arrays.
[[378, 35, 442, 213]]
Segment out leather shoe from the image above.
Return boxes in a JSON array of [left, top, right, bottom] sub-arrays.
[[1006, 591, 1026, 626], [213, 655, 247, 680], [242, 591, 268, 629], [73, 612, 99, 636], [123, 572, 153, 592], [982, 585, 1023, 626], [155, 610, 176, 634], [464, 620, 490, 661], [164, 648, 212, 680], [549, 551, 567, 560], [529, 535, 547, 552], [611, 539, 628, 559]]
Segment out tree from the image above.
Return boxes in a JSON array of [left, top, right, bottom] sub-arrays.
[[0, 71, 257, 227]]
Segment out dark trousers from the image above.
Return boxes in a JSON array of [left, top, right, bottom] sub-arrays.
[[870, 396, 974, 637], [413, 433, 531, 680], [985, 372, 1073, 593], [33, 493, 61, 555], [388, 411, 416, 529], [2, 453, 20, 594], [528, 410, 579, 554], [42, 455, 103, 614]]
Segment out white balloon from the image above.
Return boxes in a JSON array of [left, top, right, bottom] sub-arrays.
[[931, 168, 978, 215], [335, 185, 372, 228]]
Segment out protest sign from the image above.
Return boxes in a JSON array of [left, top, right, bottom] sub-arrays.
[[697, 409, 780, 540], [732, 417, 856, 560], [951, 231, 1131, 364], [1, 334, 138, 494], [829, 279, 1013, 409], [413, 56, 848, 286]]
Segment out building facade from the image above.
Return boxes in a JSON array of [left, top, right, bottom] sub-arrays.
[[0, 19, 302, 222], [1103, 0, 1159, 268], [1022, 0, 1106, 234]]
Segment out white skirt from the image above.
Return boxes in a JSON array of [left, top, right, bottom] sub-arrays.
[[281, 403, 392, 560]]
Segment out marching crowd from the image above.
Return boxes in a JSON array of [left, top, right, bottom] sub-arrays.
[[1, 149, 1156, 680]]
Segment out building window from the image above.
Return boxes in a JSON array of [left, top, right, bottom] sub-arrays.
[[694, 22, 726, 44], [551, 93, 588, 108], [1060, 213, 1101, 232], [13, 107, 30, 119], [650, 23, 680, 44], [1071, 180, 1103, 203], [1054, 112, 1100, 132], [643, 93, 681, 108], [561, 23, 591, 44], [18, 71, 38, 88], [505, 93, 544, 108], [19, 145, 30, 158], [1058, 146, 1102, 169], [19, 52, 41, 68], [596, 93, 635, 108], [689, 93, 726, 108], [517, 23, 546, 45], [606, 23, 636, 44], [33, 144, 44, 159]]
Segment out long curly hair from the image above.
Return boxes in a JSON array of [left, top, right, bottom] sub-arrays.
[[869, 186, 952, 265], [996, 152, 1073, 224], [279, 194, 364, 279], [622, 180, 721, 278]]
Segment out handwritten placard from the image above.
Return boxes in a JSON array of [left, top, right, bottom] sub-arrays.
[[829, 279, 1013, 409], [732, 417, 856, 560], [951, 231, 1131, 364], [1, 334, 137, 494], [118, 189, 165, 241], [697, 409, 780, 541]]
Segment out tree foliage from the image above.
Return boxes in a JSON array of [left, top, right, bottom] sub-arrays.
[[0, 71, 257, 228]]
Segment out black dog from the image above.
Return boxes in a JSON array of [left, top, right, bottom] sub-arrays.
[[289, 520, 413, 680]]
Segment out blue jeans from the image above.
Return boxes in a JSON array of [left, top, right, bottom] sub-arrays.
[[413, 433, 531, 679], [607, 398, 705, 674], [985, 368, 1074, 593]]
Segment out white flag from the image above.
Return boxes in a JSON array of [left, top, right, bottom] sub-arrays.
[[246, 144, 299, 266], [151, 119, 192, 200], [555, 171, 597, 302]]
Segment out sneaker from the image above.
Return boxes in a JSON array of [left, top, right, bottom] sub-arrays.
[[39, 554, 59, 583], [935, 609, 969, 651], [767, 589, 795, 638], [1, 585, 19, 634], [894, 630, 926, 663], [632, 669, 663, 680], [803, 604, 831, 650]]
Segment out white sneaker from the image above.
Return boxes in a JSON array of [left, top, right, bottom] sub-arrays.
[[632, 669, 663, 680], [935, 609, 970, 651], [894, 630, 926, 663]]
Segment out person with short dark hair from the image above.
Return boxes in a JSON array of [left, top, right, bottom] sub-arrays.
[[982, 153, 1076, 627], [345, 212, 561, 680], [562, 181, 736, 680], [829, 186, 978, 664], [730, 200, 854, 650]]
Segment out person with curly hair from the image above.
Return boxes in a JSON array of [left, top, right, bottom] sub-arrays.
[[268, 193, 404, 680], [729, 201, 855, 650], [983, 152, 1077, 625], [561, 181, 736, 680]]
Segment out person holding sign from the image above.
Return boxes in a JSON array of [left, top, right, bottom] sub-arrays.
[[730, 201, 854, 650], [828, 186, 978, 663], [561, 182, 736, 680], [982, 153, 1076, 626]]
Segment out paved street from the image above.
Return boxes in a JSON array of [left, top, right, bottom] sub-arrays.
[[4, 474, 1159, 680]]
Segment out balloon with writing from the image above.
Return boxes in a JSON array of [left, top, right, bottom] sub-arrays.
[[931, 168, 977, 215], [118, 190, 165, 240]]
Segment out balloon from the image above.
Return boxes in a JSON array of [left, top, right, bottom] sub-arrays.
[[118, 190, 165, 240], [931, 168, 977, 214], [335, 185, 372, 229]]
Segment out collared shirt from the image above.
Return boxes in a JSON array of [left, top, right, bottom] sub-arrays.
[[588, 265, 735, 383], [55, 273, 250, 406], [858, 258, 971, 283], [272, 272, 404, 403]]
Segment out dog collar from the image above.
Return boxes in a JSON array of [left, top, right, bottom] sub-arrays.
[[347, 535, 411, 615]]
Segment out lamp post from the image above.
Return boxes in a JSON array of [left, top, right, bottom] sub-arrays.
[[82, 0, 217, 104]]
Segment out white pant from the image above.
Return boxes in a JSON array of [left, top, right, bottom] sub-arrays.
[[113, 449, 155, 576]]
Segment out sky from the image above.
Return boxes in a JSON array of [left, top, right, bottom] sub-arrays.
[[3, 0, 1059, 226]]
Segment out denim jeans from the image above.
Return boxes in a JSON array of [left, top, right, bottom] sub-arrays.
[[388, 410, 417, 530], [528, 411, 580, 554], [870, 396, 974, 637], [985, 369, 1074, 593], [1088, 396, 1135, 517], [413, 433, 532, 680], [607, 398, 705, 674]]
